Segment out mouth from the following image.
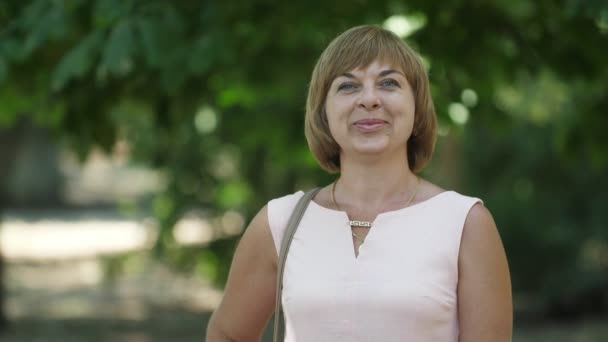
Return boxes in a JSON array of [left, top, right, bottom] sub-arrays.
[[353, 118, 388, 132]]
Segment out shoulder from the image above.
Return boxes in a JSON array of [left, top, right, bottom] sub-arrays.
[[267, 190, 306, 214], [415, 179, 482, 209], [413, 178, 446, 203], [459, 200, 505, 267], [267, 190, 307, 229], [265, 190, 308, 256], [464, 202, 494, 230], [224, 204, 276, 277], [238, 189, 307, 259]]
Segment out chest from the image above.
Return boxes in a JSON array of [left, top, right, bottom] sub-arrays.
[[281, 211, 460, 311]]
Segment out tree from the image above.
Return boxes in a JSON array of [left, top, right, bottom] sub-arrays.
[[1, 0, 607, 328]]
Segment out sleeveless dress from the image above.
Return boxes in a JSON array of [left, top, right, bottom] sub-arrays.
[[267, 190, 481, 342]]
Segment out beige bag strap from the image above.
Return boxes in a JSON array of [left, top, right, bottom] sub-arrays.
[[273, 188, 321, 342]]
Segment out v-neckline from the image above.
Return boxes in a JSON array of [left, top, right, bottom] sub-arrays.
[[307, 190, 453, 222], [306, 190, 454, 261]]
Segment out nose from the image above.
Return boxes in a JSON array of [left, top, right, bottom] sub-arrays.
[[356, 85, 381, 110]]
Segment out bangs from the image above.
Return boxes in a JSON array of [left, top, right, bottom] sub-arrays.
[[320, 28, 421, 90]]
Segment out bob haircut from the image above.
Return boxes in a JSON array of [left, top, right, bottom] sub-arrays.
[[305, 25, 437, 173]]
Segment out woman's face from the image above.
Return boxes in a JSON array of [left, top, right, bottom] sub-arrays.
[[325, 58, 416, 159]]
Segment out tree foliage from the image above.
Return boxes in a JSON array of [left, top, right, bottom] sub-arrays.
[[1, 0, 607, 317]]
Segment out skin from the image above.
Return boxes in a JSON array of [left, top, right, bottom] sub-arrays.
[[206, 206, 277, 341], [324, 59, 420, 255], [206, 59, 513, 341]]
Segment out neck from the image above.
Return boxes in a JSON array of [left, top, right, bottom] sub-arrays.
[[336, 151, 418, 211]]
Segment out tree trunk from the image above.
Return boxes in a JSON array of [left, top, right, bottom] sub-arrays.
[[0, 117, 66, 333], [0, 244, 6, 332], [0, 118, 23, 333]]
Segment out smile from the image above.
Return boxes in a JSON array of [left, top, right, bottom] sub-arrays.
[[353, 118, 388, 132]]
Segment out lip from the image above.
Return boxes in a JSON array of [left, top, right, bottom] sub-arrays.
[[353, 118, 387, 125], [353, 118, 388, 132]]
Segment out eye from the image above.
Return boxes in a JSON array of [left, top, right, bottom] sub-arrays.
[[337, 82, 357, 91], [380, 78, 400, 88]]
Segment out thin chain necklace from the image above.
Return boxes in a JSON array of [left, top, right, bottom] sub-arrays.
[[331, 177, 419, 241]]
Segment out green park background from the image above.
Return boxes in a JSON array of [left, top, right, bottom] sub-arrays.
[[1, 0, 607, 340]]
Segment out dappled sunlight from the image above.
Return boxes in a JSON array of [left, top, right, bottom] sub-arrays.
[[173, 209, 244, 245], [383, 14, 426, 38], [6, 260, 103, 290], [448, 102, 470, 125], [1, 219, 154, 261], [2, 210, 229, 326], [194, 105, 218, 134], [1, 210, 243, 261], [6, 255, 223, 321], [60, 147, 165, 206], [173, 216, 215, 246]]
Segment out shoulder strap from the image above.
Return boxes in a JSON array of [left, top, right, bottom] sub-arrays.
[[273, 188, 321, 342]]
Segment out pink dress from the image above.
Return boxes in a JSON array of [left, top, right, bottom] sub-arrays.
[[267, 190, 481, 342]]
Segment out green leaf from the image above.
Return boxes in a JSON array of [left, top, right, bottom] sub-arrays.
[[97, 20, 135, 80], [154, 194, 176, 221], [51, 31, 104, 91], [216, 181, 253, 209], [19, 1, 70, 57], [0, 87, 28, 127], [196, 250, 219, 281], [134, 17, 163, 67], [32, 100, 65, 129], [0, 38, 24, 62], [93, 0, 134, 28], [134, 3, 185, 69], [0, 56, 7, 85], [188, 35, 214, 75], [16, 0, 48, 35]]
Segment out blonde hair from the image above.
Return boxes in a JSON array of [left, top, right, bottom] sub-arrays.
[[305, 25, 437, 173]]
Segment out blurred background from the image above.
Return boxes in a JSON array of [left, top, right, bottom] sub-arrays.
[[0, 0, 607, 341]]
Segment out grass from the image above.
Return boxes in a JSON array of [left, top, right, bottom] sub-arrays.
[[2, 314, 608, 341]]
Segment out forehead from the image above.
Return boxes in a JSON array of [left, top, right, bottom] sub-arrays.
[[331, 49, 406, 80], [345, 58, 404, 75]]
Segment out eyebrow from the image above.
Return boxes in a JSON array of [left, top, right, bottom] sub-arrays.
[[338, 69, 405, 79], [379, 69, 405, 77]]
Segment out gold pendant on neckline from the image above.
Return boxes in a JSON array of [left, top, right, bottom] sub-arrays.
[[349, 220, 372, 227]]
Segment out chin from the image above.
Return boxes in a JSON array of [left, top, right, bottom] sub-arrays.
[[348, 135, 408, 156], [351, 141, 391, 155]]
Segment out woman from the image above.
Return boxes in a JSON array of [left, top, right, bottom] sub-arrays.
[[206, 25, 512, 341]]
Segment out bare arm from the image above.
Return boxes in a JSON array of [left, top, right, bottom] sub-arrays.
[[206, 206, 277, 342], [458, 203, 513, 341]]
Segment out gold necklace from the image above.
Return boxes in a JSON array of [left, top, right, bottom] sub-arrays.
[[331, 178, 420, 241]]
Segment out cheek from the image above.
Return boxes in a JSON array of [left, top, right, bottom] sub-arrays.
[[326, 112, 343, 139], [325, 96, 349, 125], [325, 95, 344, 115], [325, 109, 349, 143], [394, 95, 416, 123]]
